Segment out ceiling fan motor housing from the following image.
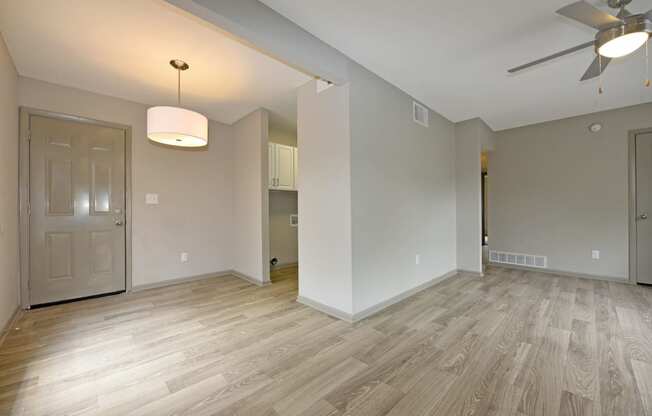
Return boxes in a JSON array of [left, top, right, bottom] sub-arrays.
[[595, 13, 652, 54], [607, 0, 632, 9]]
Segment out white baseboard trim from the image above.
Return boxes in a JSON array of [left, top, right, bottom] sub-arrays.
[[351, 269, 459, 322], [131, 270, 235, 292], [297, 268, 460, 323], [131, 269, 270, 293], [457, 269, 484, 277], [231, 270, 269, 287], [488, 263, 630, 284], [0, 306, 23, 348], [296, 296, 354, 323], [272, 262, 298, 271]]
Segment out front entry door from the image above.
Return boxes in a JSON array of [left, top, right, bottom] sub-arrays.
[[29, 115, 126, 305], [636, 132, 652, 285]]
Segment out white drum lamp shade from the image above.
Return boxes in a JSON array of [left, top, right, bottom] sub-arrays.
[[147, 106, 208, 147]]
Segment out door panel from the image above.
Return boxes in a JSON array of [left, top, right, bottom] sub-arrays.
[[46, 159, 74, 215], [29, 115, 126, 305], [46, 232, 73, 280], [275, 144, 295, 190], [636, 132, 652, 285]]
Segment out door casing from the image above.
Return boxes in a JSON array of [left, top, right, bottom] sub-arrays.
[[19, 107, 133, 309], [628, 127, 652, 285]]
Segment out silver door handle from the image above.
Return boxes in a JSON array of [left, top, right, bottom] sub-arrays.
[[640, 214, 648, 220], [114, 219, 124, 226]]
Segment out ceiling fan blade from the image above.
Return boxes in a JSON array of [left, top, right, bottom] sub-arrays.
[[617, 8, 631, 17], [556, 1, 621, 29], [580, 55, 611, 81], [508, 41, 594, 73]]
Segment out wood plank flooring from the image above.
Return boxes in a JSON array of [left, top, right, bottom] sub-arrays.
[[1, 266, 651, 416]]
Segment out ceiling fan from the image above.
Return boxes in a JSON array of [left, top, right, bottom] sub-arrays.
[[508, 0, 651, 81]]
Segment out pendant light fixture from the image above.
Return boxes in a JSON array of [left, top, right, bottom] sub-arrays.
[[147, 59, 208, 147]]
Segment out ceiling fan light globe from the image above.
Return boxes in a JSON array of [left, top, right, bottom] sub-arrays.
[[598, 32, 649, 58]]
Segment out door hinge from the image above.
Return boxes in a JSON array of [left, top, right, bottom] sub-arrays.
[[26, 131, 31, 142], [26, 202, 31, 217]]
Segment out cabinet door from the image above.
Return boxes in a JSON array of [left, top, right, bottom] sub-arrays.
[[293, 147, 298, 190], [275, 144, 295, 190], [268, 143, 276, 188]]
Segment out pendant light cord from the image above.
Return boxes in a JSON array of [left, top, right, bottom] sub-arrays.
[[598, 54, 603, 95], [177, 68, 181, 106], [646, 39, 650, 87]]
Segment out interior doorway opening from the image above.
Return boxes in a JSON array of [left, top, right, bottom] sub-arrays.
[[268, 114, 299, 284], [481, 151, 489, 266]]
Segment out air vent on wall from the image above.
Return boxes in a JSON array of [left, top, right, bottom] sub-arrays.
[[413, 101, 429, 127], [290, 214, 298, 227], [489, 250, 547, 269]]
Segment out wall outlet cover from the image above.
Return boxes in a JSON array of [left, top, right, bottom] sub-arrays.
[[592, 250, 600, 260], [415, 254, 420, 265], [181, 252, 189, 263], [145, 193, 159, 205]]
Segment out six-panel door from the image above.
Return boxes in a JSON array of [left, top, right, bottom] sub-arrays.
[[29, 115, 126, 305], [636, 132, 652, 285]]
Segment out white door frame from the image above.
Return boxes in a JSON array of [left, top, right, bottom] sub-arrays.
[[628, 127, 652, 285], [18, 107, 133, 309]]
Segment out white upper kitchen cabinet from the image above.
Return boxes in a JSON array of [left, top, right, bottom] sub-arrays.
[[269, 143, 297, 191]]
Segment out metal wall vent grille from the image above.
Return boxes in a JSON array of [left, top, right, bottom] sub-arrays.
[[489, 250, 547, 269], [413, 101, 429, 127]]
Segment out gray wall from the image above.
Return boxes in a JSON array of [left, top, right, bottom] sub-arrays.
[[18, 77, 236, 288], [0, 35, 19, 331], [297, 80, 353, 315], [348, 62, 457, 314], [232, 109, 270, 283], [455, 118, 495, 273], [490, 102, 652, 280], [269, 190, 298, 266]]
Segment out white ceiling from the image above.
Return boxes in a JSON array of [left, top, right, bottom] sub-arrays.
[[261, 0, 652, 130], [0, 0, 310, 131]]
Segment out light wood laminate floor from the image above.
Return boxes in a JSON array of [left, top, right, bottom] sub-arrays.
[[1, 266, 652, 416]]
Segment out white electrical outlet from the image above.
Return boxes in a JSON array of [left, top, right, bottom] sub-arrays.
[[592, 250, 600, 260], [145, 193, 159, 205], [415, 254, 420, 265], [180, 252, 189, 263]]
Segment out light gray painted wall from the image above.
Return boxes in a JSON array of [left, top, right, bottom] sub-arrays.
[[269, 190, 297, 266], [297, 80, 353, 314], [348, 62, 457, 314], [490, 102, 652, 280], [0, 35, 19, 330], [232, 109, 270, 283], [18, 77, 236, 287], [455, 120, 482, 273], [454, 118, 495, 273]]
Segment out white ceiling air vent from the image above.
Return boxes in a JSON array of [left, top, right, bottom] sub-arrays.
[[489, 250, 547, 269], [413, 101, 429, 127]]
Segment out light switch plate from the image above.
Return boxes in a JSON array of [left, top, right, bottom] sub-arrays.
[[415, 254, 420, 265], [592, 250, 600, 260], [180, 252, 189, 263], [145, 193, 159, 205]]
